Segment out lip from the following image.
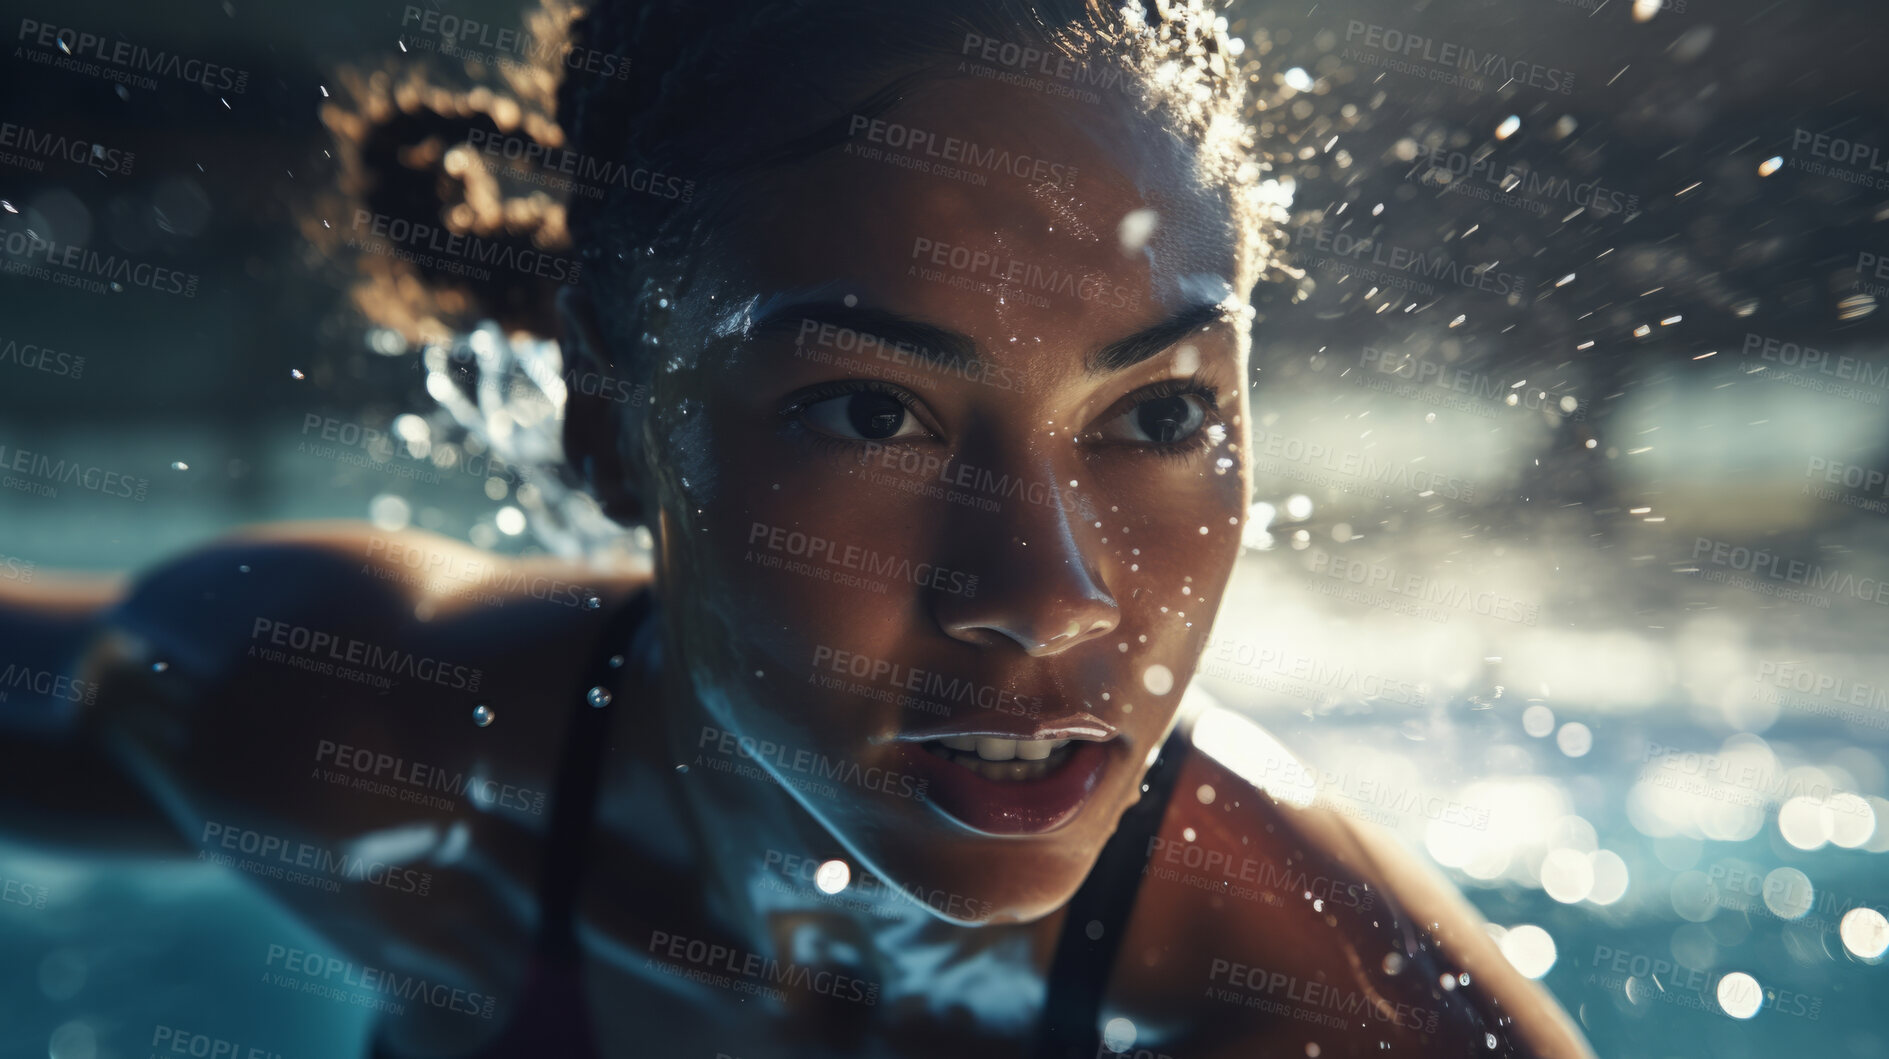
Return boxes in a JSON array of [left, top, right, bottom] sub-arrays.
[[894, 735, 1120, 836], [896, 712, 1121, 744]]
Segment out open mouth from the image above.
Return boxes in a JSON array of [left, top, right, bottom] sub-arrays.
[[920, 736, 1077, 781], [896, 721, 1119, 835]]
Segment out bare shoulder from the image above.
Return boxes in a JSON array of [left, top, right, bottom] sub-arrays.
[[4, 520, 653, 748], [6, 520, 646, 676], [1102, 691, 1595, 1059]]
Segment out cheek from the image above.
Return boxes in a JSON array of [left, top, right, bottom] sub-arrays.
[[654, 422, 922, 739]]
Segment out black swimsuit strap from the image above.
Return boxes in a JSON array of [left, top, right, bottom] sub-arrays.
[[1034, 721, 1197, 1059], [537, 587, 657, 958], [414, 588, 654, 1059]]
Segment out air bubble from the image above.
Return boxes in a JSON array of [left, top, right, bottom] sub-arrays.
[[587, 686, 612, 708], [472, 705, 496, 727]]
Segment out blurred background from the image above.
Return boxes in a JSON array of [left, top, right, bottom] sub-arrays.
[[2, 0, 1888, 1055]]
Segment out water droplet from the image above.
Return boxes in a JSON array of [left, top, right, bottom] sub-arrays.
[[472, 704, 495, 727], [587, 686, 612, 708], [1142, 664, 1174, 696]]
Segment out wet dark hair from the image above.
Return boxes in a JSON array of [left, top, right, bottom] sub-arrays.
[[314, 0, 1282, 541], [319, 0, 1278, 352]]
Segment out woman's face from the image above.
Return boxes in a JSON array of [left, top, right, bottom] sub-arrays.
[[634, 74, 1251, 924]]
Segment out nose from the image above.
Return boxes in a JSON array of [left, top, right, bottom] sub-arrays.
[[931, 464, 1120, 657]]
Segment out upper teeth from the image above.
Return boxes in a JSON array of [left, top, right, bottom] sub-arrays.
[[937, 736, 1071, 760]]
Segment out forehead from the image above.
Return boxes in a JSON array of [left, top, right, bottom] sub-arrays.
[[694, 75, 1241, 364]]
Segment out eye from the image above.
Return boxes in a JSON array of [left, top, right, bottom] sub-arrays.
[[1091, 383, 1218, 446], [787, 382, 931, 442]]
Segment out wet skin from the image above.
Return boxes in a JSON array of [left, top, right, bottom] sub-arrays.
[[569, 73, 1259, 927], [0, 71, 1594, 1059]]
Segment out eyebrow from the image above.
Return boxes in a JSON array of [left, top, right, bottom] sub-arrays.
[[749, 299, 1239, 377], [1087, 301, 1238, 375]]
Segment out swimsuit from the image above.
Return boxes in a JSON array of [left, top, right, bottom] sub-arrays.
[[377, 589, 1189, 1058]]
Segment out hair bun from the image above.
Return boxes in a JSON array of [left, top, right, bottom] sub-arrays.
[[311, 1, 594, 347]]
